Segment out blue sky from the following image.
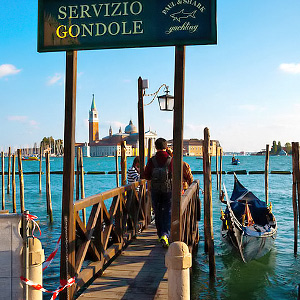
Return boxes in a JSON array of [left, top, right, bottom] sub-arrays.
[[1, 0, 300, 152]]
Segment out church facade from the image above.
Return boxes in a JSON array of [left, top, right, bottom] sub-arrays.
[[76, 96, 157, 157]]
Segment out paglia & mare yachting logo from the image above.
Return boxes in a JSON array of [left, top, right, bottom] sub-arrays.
[[162, 0, 206, 35]]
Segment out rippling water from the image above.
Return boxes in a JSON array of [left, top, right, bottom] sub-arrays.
[[1, 155, 298, 299]]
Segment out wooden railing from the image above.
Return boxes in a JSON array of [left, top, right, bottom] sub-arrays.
[[73, 179, 151, 294], [72, 178, 200, 295], [180, 179, 201, 252]]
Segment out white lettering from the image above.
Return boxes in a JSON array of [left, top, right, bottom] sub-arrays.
[[58, 6, 67, 20]]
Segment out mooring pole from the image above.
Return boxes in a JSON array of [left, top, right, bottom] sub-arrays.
[[171, 45, 185, 242], [203, 127, 216, 279], [60, 50, 77, 300], [265, 144, 269, 205], [1, 152, 4, 210], [138, 76, 145, 179], [216, 147, 219, 190], [39, 145, 42, 194], [292, 142, 299, 255], [7, 147, 11, 194]]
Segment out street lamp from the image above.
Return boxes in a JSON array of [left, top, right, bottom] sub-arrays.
[[143, 82, 174, 111], [157, 86, 174, 111]]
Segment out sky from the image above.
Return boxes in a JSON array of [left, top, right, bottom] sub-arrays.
[[1, 0, 300, 153]]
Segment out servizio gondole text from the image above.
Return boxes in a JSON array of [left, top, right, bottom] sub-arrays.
[[56, 2, 144, 39]]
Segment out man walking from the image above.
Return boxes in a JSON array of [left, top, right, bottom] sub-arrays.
[[145, 138, 173, 247]]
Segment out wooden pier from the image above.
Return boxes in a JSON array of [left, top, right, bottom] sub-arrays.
[[77, 224, 168, 300]]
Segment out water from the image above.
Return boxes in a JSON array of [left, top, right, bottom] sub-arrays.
[[0, 155, 298, 299]]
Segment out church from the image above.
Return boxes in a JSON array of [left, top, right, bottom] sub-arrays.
[[76, 95, 157, 157]]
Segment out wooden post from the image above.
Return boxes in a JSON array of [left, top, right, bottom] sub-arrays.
[[138, 76, 145, 179], [147, 138, 152, 162], [7, 147, 11, 194], [60, 50, 77, 300], [115, 149, 120, 187], [79, 147, 86, 225], [76, 147, 80, 201], [12, 154, 16, 213], [203, 127, 216, 278], [121, 141, 127, 186], [17, 149, 25, 213], [265, 144, 269, 205], [45, 152, 53, 223], [171, 45, 185, 242], [39, 145, 42, 194], [1, 152, 4, 210], [219, 148, 223, 198], [216, 147, 219, 190], [292, 142, 299, 255]]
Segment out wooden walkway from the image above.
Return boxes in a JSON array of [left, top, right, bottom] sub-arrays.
[[77, 224, 168, 300]]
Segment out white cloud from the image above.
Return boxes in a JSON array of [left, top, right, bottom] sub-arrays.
[[7, 115, 38, 127], [279, 63, 300, 74], [47, 73, 63, 85], [7, 115, 28, 122], [0, 64, 21, 78]]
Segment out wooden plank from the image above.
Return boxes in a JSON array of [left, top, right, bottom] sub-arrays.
[[78, 225, 168, 300]]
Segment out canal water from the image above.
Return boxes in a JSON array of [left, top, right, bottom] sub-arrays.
[[0, 155, 299, 299]]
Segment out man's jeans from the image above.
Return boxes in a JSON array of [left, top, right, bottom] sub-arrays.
[[151, 191, 172, 238]]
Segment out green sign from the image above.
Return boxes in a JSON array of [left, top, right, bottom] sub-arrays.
[[38, 0, 216, 52]]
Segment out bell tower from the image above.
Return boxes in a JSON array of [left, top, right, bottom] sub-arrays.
[[89, 94, 99, 144]]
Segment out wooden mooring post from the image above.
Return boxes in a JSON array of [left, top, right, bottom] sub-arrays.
[[203, 127, 216, 279], [121, 141, 127, 186], [115, 150, 120, 187], [7, 147, 11, 194], [265, 144, 269, 205], [45, 152, 53, 223], [39, 145, 42, 193], [12, 154, 16, 213], [17, 149, 25, 213], [147, 138, 152, 162], [1, 152, 4, 210], [79, 147, 86, 225], [76, 148, 80, 201], [292, 142, 300, 255], [219, 148, 223, 199], [216, 147, 219, 190]]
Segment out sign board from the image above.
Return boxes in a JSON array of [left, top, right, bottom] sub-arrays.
[[38, 0, 216, 52]]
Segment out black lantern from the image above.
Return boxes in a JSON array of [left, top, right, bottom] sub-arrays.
[[157, 86, 174, 111]]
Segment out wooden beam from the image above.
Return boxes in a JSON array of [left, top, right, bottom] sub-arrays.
[[171, 45, 185, 242], [60, 50, 77, 300], [265, 144, 269, 205]]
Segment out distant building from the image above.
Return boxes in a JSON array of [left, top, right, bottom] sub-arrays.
[[168, 139, 220, 156], [76, 96, 157, 157]]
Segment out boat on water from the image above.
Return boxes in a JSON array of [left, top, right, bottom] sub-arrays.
[[231, 157, 240, 165], [221, 174, 277, 262], [22, 156, 39, 161]]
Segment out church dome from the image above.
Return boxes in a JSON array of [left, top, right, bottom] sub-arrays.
[[125, 120, 137, 134]]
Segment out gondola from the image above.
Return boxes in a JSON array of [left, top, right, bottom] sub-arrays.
[[221, 174, 277, 262]]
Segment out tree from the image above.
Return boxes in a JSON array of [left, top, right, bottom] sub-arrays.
[[271, 141, 277, 155], [277, 141, 282, 154], [285, 142, 292, 154]]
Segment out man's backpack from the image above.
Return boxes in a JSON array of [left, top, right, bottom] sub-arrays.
[[151, 156, 172, 193]]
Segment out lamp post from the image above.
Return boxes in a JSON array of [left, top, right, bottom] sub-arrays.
[[138, 79, 174, 177]]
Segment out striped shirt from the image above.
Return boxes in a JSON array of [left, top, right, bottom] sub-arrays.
[[127, 166, 140, 185]]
